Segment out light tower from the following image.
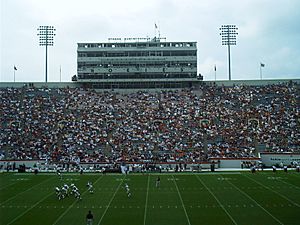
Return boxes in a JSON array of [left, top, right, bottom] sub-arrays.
[[37, 26, 56, 83], [219, 25, 238, 81]]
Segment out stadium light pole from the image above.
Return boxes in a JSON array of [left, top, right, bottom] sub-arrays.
[[37, 26, 56, 83], [219, 25, 238, 81]]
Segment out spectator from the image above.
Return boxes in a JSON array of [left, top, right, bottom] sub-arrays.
[[0, 82, 299, 164]]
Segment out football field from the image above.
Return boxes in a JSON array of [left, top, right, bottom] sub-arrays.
[[0, 171, 299, 225]]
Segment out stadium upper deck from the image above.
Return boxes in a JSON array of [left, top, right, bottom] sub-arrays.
[[76, 37, 201, 89]]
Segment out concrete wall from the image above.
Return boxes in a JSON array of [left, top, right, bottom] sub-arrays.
[[0, 82, 80, 88], [6, 156, 298, 170], [210, 158, 260, 168], [0, 160, 43, 169], [0, 79, 299, 89], [260, 153, 300, 167], [205, 79, 300, 87], [0, 160, 212, 171]]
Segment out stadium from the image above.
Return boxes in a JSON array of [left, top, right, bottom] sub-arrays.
[[1, 1, 300, 222], [1, 36, 299, 224]]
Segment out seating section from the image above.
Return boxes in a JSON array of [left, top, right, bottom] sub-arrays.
[[0, 81, 299, 163]]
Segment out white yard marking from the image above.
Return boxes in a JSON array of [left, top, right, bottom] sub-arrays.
[[1, 176, 55, 206], [226, 176, 284, 225], [143, 175, 150, 225], [195, 175, 238, 225], [6, 191, 53, 225], [277, 178, 300, 190], [244, 174, 300, 208], [0, 182, 21, 191], [116, 178, 130, 181], [64, 178, 79, 181], [97, 176, 125, 225], [172, 175, 192, 225]]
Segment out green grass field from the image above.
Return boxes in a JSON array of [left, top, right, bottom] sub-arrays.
[[0, 171, 299, 225]]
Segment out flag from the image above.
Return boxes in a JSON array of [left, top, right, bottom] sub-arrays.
[[214, 65, 217, 71], [155, 23, 158, 29], [14, 66, 17, 71], [260, 63, 265, 67]]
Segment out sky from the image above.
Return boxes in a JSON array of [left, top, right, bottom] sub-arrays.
[[1, 0, 300, 82]]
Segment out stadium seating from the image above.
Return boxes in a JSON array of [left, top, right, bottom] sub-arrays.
[[0, 82, 299, 164]]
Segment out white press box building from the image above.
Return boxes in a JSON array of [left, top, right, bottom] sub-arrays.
[[76, 37, 202, 89]]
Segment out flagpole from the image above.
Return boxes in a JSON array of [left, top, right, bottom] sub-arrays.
[[260, 63, 264, 80], [13, 65, 16, 82], [260, 65, 262, 80], [214, 65, 216, 81], [60, 65, 62, 82], [158, 21, 160, 39]]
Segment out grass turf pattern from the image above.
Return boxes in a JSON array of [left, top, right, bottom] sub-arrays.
[[0, 171, 299, 225]]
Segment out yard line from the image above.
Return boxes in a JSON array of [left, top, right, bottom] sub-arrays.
[[143, 175, 150, 225], [195, 175, 238, 225], [6, 191, 53, 225], [225, 176, 284, 225], [290, 173, 300, 179], [52, 175, 104, 225], [0, 176, 55, 206], [244, 174, 300, 207], [0, 181, 18, 191], [97, 175, 125, 225], [260, 172, 300, 190], [0, 173, 18, 189], [278, 179, 300, 190], [172, 175, 192, 225]]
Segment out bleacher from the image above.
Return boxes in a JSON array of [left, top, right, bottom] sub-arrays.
[[0, 81, 299, 164]]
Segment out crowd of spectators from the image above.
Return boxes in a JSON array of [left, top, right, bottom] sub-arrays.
[[0, 81, 299, 164]]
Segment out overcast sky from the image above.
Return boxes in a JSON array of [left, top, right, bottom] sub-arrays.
[[1, 0, 300, 82]]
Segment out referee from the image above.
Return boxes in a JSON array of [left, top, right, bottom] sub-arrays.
[[156, 176, 160, 188], [86, 210, 94, 225]]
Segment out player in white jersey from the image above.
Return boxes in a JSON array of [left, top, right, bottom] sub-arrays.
[[56, 169, 62, 179], [61, 186, 68, 199], [71, 184, 79, 195], [124, 183, 131, 197], [250, 166, 256, 173], [87, 181, 94, 194], [69, 183, 75, 195], [55, 187, 62, 200], [63, 184, 70, 196], [74, 189, 82, 200]]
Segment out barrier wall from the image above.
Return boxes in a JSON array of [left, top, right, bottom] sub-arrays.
[[0, 160, 43, 169], [0, 79, 299, 89], [4, 155, 298, 171], [210, 158, 260, 168], [0, 160, 212, 172], [259, 153, 300, 167]]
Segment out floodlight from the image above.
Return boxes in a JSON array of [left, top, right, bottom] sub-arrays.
[[37, 25, 56, 82], [219, 25, 238, 80]]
